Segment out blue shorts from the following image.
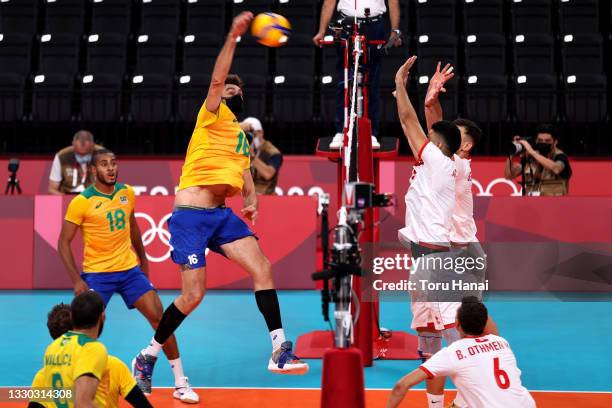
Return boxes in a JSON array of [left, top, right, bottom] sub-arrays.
[[168, 206, 255, 269], [81, 265, 155, 309]]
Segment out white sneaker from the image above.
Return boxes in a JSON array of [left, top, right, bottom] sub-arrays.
[[268, 341, 309, 375], [329, 132, 344, 149], [372, 135, 380, 149], [173, 377, 199, 404]]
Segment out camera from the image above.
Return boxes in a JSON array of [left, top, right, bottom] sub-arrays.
[[507, 137, 533, 156], [343, 182, 393, 211]]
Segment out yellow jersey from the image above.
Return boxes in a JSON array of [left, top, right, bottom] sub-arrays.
[[31, 356, 135, 408], [33, 331, 109, 407], [178, 99, 251, 196], [65, 183, 139, 273]]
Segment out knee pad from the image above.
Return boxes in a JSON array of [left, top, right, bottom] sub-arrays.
[[441, 327, 461, 345], [417, 331, 442, 362]]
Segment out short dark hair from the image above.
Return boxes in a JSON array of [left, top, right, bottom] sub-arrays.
[[91, 148, 115, 166], [225, 74, 244, 89], [536, 123, 557, 140], [47, 303, 73, 339], [457, 296, 488, 336], [453, 118, 482, 147], [71, 291, 104, 330], [431, 120, 462, 156]]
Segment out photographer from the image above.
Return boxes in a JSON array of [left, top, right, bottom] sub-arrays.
[[504, 124, 572, 196], [240, 117, 283, 195]]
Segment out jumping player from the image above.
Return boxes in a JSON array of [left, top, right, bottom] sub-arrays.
[[58, 149, 198, 402], [394, 56, 463, 408], [29, 303, 152, 408], [30, 292, 109, 408], [131, 11, 308, 394], [387, 297, 536, 408]]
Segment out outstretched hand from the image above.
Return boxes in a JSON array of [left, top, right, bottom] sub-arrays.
[[241, 204, 258, 226], [229, 11, 254, 40], [395, 56, 417, 88], [425, 62, 454, 108]]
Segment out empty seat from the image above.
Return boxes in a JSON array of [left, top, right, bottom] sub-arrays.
[[417, 75, 459, 119], [561, 33, 603, 74], [185, 0, 226, 35], [465, 33, 506, 76], [465, 74, 507, 123], [181, 33, 223, 76], [565, 74, 607, 122], [232, 36, 268, 77], [415, 0, 456, 34], [232, 0, 274, 17], [513, 34, 554, 75], [276, 34, 315, 78], [416, 34, 458, 76], [0, 0, 38, 36], [273, 75, 313, 122], [91, 0, 132, 35], [129, 74, 172, 122], [80, 73, 122, 122], [560, 0, 599, 33], [176, 73, 209, 122], [44, 0, 85, 34], [139, 0, 180, 36], [278, 0, 317, 37], [515, 74, 556, 122], [464, 0, 504, 34], [0, 33, 32, 76], [134, 34, 176, 75], [85, 33, 127, 76], [511, 0, 552, 34], [0, 73, 25, 121], [31, 73, 74, 121], [381, 52, 409, 87], [37, 33, 81, 75]]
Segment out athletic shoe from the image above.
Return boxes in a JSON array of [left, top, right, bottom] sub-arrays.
[[372, 135, 381, 149], [173, 377, 199, 404], [131, 352, 157, 395], [329, 133, 344, 149], [444, 402, 460, 408], [268, 341, 309, 375]]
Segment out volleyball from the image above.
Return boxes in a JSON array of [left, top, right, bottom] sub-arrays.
[[250, 12, 291, 47]]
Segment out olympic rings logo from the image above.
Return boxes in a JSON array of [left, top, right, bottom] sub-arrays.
[[472, 178, 522, 197], [135, 212, 173, 263]]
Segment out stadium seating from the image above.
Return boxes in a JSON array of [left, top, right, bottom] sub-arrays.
[[464, 0, 504, 34], [511, 0, 552, 34], [129, 74, 173, 123], [561, 33, 603, 74], [0, 33, 32, 77], [232, 35, 268, 77], [85, 33, 127, 76], [513, 33, 554, 75], [181, 33, 224, 78], [465, 33, 506, 76], [565, 74, 607, 122], [239, 73, 267, 120], [185, 0, 226, 35], [43, 0, 85, 34], [464, 74, 508, 123], [139, 0, 180, 36], [414, 0, 456, 34], [417, 75, 459, 119], [277, 0, 317, 37], [559, 0, 599, 34], [0, 0, 38, 36], [90, 0, 132, 35], [0, 73, 25, 121], [515, 73, 557, 123], [134, 33, 177, 76], [37, 33, 81, 75], [80, 73, 123, 122], [416, 34, 458, 76], [176, 73, 208, 122], [31, 73, 74, 122]]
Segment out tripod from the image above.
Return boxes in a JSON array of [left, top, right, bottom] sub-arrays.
[[5, 171, 21, 195]]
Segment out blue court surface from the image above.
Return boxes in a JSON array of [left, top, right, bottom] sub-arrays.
[[1, 290, 611, 392]]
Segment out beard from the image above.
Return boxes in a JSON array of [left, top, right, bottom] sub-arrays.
[[99, 171, 118, 186]]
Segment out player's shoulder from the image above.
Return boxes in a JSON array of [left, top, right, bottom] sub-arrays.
[[63, 331, 107, 353], [106, 355, 129, 371], [78, 185, 100, 201]]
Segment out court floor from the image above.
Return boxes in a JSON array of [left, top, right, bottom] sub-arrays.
[[0, 290, 610, 407]]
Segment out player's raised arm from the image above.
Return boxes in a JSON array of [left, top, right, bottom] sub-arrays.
[[205, 12, 254, 113], [386, 368, 429, 408], [58, 220, 89, 295], [395, 56, 428, 159], [424, 62, 454, 131]]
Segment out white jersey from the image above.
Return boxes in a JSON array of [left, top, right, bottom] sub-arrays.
[[338, 0, 387, 17], [399, 142, 456, 245], [421, 334, 536, 408], [451, 156, 477, 243]]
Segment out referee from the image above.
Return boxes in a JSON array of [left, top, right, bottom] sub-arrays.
[[313, 0, 402, 150]]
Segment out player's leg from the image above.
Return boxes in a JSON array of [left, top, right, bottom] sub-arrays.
[[217, 225, 308, 375], [416, 327, 446, 407], [132, 290, 199, 403]]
